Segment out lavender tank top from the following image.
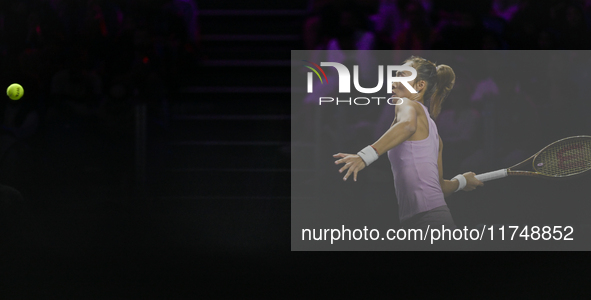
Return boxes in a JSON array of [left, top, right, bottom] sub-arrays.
[[387, 101, 446, 223]]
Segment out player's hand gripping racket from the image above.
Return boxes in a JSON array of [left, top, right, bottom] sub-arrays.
[[475, 135, 591, 182]]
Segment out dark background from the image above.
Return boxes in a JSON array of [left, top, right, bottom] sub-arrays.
[[0, 0, 589, 298]]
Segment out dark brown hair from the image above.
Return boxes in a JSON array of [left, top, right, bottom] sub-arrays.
[[402, 56, 456, 119]]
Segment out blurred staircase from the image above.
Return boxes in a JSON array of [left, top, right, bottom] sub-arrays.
[[145, 0, 308, 251]]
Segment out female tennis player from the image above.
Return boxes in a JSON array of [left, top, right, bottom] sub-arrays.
[[334, 56, 483, 230]]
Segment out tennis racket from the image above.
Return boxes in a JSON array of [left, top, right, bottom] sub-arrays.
[[475, 135, 591, 182]]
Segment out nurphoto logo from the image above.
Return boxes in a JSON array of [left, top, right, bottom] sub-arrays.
[[304, 61, 418, 94], [303, 61, 418, 105]]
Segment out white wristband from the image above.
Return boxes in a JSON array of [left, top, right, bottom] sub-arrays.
[[453, 174, 466, 192], [357, 145, 379, 166]]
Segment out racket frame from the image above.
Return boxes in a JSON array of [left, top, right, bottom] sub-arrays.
[[506, 135, 591, 180]]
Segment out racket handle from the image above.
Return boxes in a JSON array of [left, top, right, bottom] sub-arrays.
[[474, 169, 508, 182]]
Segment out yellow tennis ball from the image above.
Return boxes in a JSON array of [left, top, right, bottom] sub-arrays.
[[7, 83, 24, 100]]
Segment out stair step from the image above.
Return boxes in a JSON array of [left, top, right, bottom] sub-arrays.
[[171, 90, 291, 101], [198, 0, 308, 10], [201, 34, 300, 41], [201, 46, 291, 60], [166, 117, 289, 141], [200, 38, 301, 55], [199, 60, 291, 67], [200, 15, 303, 35], [155, 196, 293, 209], [184, 63, 290, 86], [144, 196, 290, 225], [150, 169, 292, 197], [168, 141, 288, 146], [171, 115, 290, 120], [169, 96, 290, 115], [159, 142, 291, 169], [178, 86, 291, 93], [184, 63, 289, 86], [159, 196, 292, 200], [200, 9, 307, 16], [166, 168, 301, 172]]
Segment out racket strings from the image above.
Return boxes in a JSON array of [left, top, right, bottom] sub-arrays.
[[533, 138, 591, 176]]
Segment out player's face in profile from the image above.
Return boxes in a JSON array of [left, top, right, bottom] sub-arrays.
[[392, 62, 424, 101], [392, 62, 414, 99]]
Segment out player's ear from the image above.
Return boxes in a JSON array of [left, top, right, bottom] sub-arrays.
[[413, 80, 425, 93], [419, 80, 426, 92]]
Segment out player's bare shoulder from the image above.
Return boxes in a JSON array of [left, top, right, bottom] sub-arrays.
[[392, 97, 419, 127], [395, 97, 421, 115]]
